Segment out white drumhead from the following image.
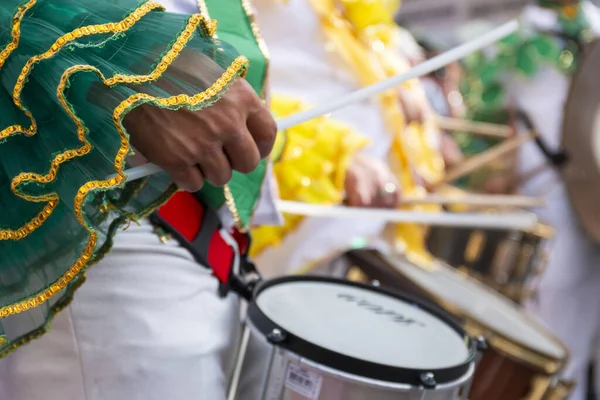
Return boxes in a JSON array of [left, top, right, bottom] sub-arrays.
[[387, 254, 565, 359], [255, 280, 470, 370]]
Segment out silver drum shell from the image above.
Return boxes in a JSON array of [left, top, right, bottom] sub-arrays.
[[229, 321, 476, 400]]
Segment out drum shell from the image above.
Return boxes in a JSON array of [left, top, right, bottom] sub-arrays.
[[343, 250, 566, 400], [468, 345, 549, 400], [232, 320, 474, 400]]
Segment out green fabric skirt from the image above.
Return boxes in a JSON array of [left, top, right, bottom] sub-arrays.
[[0, 0, 250, 355]]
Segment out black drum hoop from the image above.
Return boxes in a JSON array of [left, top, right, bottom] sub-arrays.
[[247, 275, 478, 388]]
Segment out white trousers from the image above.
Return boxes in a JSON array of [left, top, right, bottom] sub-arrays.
[[0, 219, 240, 400]]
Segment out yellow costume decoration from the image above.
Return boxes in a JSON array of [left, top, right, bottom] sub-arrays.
[[250, 94, 369, 257], [306, 0, 445, 263]]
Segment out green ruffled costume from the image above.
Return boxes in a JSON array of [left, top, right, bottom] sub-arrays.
[[0, 0, 267, 356]]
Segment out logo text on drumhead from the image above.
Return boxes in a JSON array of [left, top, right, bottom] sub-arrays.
[[337, 293, 426, 327]]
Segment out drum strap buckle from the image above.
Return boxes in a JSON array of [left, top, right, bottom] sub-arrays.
[[149, 191, 259, 301]]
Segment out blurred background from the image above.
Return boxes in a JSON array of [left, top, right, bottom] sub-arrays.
[[396, 2, 598, 399], [398, 0, 600, 45]]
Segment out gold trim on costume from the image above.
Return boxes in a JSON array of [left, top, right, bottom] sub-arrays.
[[0, 274, 87, 358], [0, 200, 57, 240], [240, 0, 271, 99], [3, 10, 204, 243], [0, 1, 248, 318], [224, 184, 249, 233], [12, 14, 206, 201], [196, 0, 211, 20], [0, 0, 37, 69], [0, 1, 165, 141]]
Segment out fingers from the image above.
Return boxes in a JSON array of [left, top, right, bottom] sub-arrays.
[[345, 168, 374, 207], [166, 165, 205, 192], [246, 102, 277, 159], [223, 128, 261, 174], [345, 154, 401, 209], [373, 180, 400, 209], [197, 146, 233, 187], [397, 86, 426, 124], [224, 78, 276, 159], [346, 185, 373, 207]]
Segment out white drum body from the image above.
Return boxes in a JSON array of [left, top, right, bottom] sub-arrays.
[[229, 277, 479, 400]]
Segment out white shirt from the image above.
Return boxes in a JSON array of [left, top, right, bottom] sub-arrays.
[[156, 0, 281, 227]]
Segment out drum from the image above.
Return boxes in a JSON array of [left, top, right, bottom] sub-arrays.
[[344, 250, 569, 400], [426, 222, 553, 303], [228, 276, 481, 400], [562, 38, 600, 244]]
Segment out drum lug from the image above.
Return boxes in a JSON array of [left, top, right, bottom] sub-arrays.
[[475, 336, 488, 352], [419, 372, 437, 389], [267, 328, 288, 344]]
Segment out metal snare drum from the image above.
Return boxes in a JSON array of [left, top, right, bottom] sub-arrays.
[[426, 222, 553, 303], [228, 276, 480, 400], [344, 250, 569, 400]]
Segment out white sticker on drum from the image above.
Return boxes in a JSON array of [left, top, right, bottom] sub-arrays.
[[284, 363, 323, 400]]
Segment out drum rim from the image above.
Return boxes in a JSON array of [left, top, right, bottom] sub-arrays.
[[247, 275, 478, 387], [378, 251, 568, 375]]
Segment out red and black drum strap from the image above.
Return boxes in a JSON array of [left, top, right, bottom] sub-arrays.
[[149, 191, 256, 300]]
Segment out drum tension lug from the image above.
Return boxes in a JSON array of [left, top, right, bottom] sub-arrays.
[[475, 336, 488, 352], [267, 328, 287, 344], [419, 372, 437, 389]]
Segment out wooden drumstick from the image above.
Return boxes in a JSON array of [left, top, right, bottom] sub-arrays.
[[435, 116, 513, 138], [275, 200, 538, 230], [433, 133, 537, 188], [117, 21, 521, 183], [400, 193, 544, 208]]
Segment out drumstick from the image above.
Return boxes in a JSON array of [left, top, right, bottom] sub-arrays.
[[434, 133, 536, 187], [435, 116, 513, 138], [400, 193, 544, 208], [275, 200, 539, 230], [115, 20, 520, 183]]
